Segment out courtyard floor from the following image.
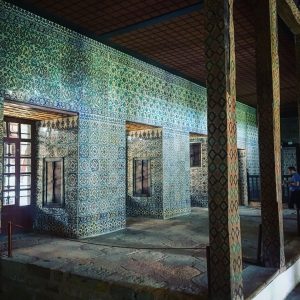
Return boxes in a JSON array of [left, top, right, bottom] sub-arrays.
[[1, 207, 300, 299]]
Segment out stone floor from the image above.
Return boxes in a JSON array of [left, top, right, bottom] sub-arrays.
[[0, 207, 300, 299]]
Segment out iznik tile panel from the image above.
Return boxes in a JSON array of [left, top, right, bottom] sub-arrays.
[[238, 149, 248, 206], [281, 117, 299, 144], [35, 116, 79, 237], [0, 1, 260, 236], [163, 129, 191, 219], [281, 147, 297, 175], [127, 129, 163, 218], [190, 136, 208, 207], [77, 114, 126, 237]]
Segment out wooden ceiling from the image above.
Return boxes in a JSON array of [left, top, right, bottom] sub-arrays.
[[7, 0, 300, 116], [4, 101, 77, 120]]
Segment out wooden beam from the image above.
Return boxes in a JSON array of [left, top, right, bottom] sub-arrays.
[[277, 0, 300, 34], [98, 2, 204, 40]]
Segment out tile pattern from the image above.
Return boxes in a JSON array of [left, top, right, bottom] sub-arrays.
[[190, 136, 208, 207], [238, 149, 248, 206], [205, 0, 243, 298], [281, 147, 297, 175], [109, 0, 298, 115], [127, 129, 163, 218], [255, 0, 285, 268], [2, 1, 298, 116], [77, 114, 126, 237], [237, 102, 259, 175], [281, 117, 299, 144], [0, 1, 259, 237], [190, 134, 254, 208], [0, 97, 3, 229], [190, 137, 251, 208], [35, 116, 79, 237], [163, 129, 191, 219]]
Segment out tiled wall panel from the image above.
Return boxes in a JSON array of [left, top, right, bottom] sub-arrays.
[[190, 136, 208, 207], [281, 118, 299, 144], [77, 114, 126, 237], [35, 116, 79, 237], [0, 1, 259, 236], [163, 129, 191, 219], [127, 129, 163, 218], [281, 147, 297, 175]]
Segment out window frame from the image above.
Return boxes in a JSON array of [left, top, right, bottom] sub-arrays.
[[2, 117, 35, 208], [190, 142, 202, 167], [43, 157, 65, 208], [133, 158, 151, 197]]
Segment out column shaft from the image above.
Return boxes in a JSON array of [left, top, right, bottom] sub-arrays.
[[205, 0, 243, 298], [255, 0, 285, 268]]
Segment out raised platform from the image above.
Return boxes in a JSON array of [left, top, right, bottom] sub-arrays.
[[0, 207, 300, 299]]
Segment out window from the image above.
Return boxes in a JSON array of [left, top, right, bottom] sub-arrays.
[[43, 158, 64, 207], [133, 159, 151, 197], [190, 143, 202, 167], [2, 119, 33, 207]]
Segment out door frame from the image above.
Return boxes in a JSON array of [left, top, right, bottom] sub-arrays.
[[1, 116, 36, 232]]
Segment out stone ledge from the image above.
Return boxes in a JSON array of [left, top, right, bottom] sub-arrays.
[[0, 258, 205, 300]]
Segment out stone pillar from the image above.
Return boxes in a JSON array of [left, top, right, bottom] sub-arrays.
[[296, 35, 300, 144], [205, 0, 243, 299], [255, 0, 285, 268], [238, 149, 248, 206]]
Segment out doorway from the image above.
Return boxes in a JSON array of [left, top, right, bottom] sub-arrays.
[[1, 117, 35, 232]]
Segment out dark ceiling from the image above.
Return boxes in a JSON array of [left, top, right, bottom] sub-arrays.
[[6, 0, 299, 117]]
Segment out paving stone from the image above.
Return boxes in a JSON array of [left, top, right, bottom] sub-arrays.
[[1, 207, 300, 299]]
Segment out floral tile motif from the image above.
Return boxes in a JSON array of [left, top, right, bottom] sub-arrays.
[[0, 1, 259, 237]]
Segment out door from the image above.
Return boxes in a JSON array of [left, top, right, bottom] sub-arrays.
[[1, 118, 35, 233]]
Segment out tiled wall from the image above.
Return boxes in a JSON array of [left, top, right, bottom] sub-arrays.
[[35, 116, 79, 237], [0, 98, 3, 228], [236, 102, 259, 175], [281, 118, 299, 144], [77, 114, 126, 237], [281, 147, 297, 175], [0, 1, 259, 236], [190, 136, 208, 207], [127, 129, 163, 218], [280, 118, 299, 175], [163, 129, 191, 218], [238, 149, 248, 206]]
